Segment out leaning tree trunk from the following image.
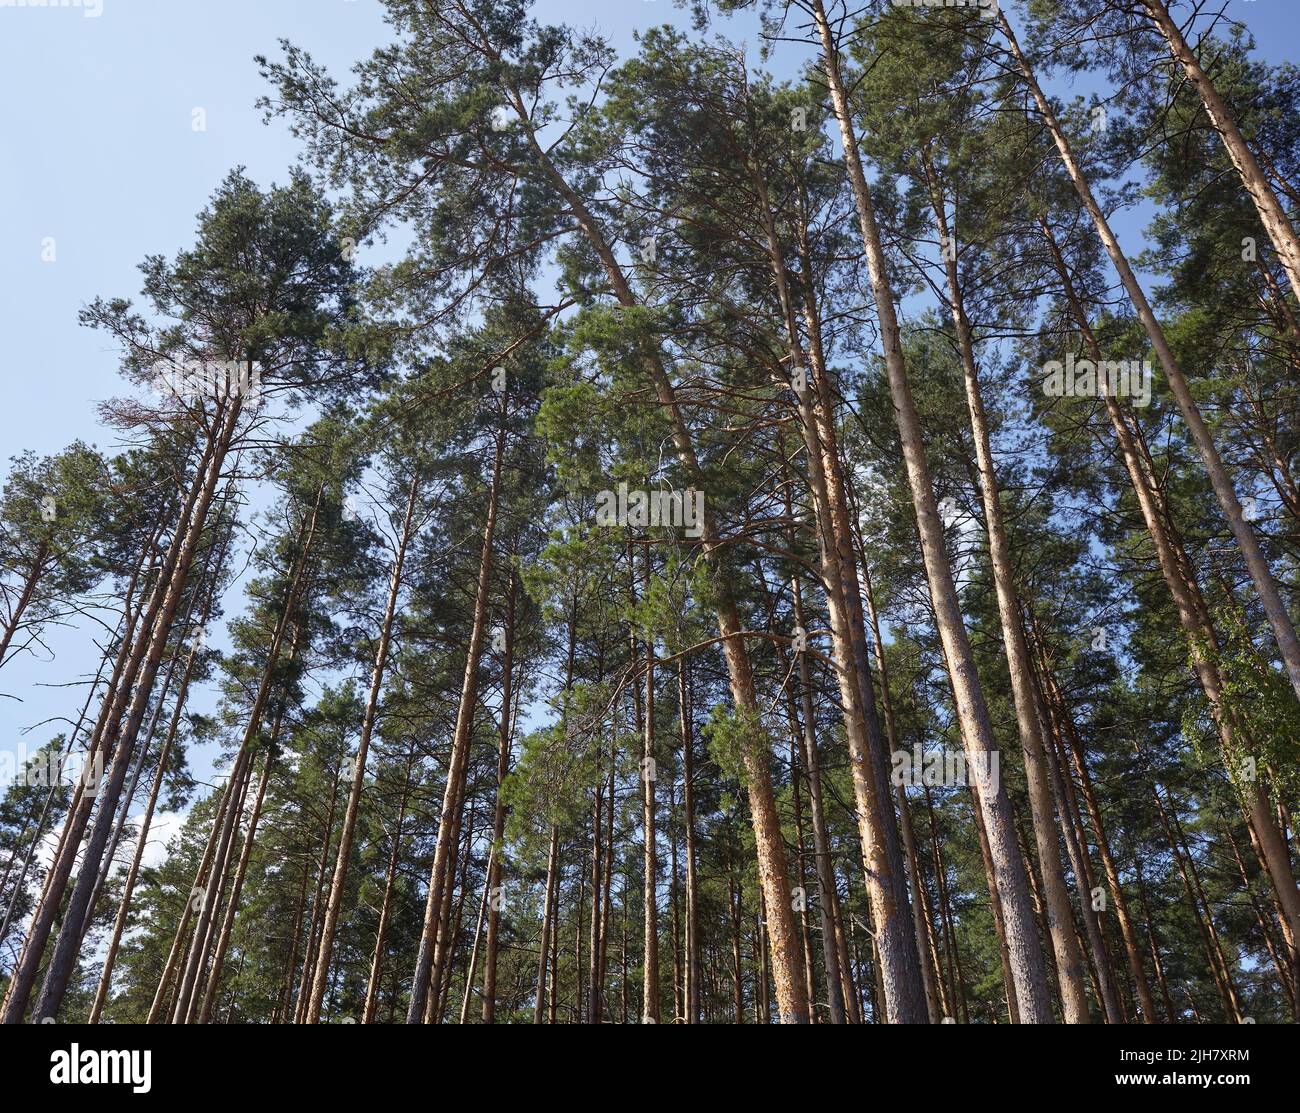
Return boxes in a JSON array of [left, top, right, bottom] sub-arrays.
[[147, 752, 240, 1024], [754, 168, 925, 1022], [196, 748, 274, 1023], [1, 416, 222, 1024], [1038, 213, 1300, 994], [533, 825, 559, 1025], [173, 490, 321, 1025], [362, 750, 414, 1025], [1026, 632, 1125, 1024], [292, 761, 344, 1024], [513, 103, 810, 1022], [811, 0, 1052, 1023], [587, 741, 604, 1024], [787, 574, 849, 1024], [87, 537, 227, 1024], [678, 659, 701, 1026], [1000, 9, 1300, 711], [1151, 782, 1243, 1021], [0, 584, 135, 975], [1140, 0, 1300, 305], [924, 168, 1088, 1022], [481, 569, 517, 1025], [639, 546, 660, 1023], [27, 398, 241, 1023], [0, 577, 139, 977], [857, 557, 948, 1024], [178, 750, 256, 1024]]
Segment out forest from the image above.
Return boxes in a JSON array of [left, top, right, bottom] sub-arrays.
[[1, 0, 1299, 1027]]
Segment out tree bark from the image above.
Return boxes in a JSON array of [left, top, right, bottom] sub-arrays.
[[533, 825, 559, 1024], [87, 541, 225, 1024], [923, 166, 1088, 1022], [3, 415, 225, 1023], [812, 0, 1052, 1022], [304, 471, 420, 1022], [482, 569, 517, 1024], [1038, 213, 1300, 1000], [407, 414, 505, 1023]]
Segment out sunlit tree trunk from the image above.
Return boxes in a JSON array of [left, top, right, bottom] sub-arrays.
[[811, 0, 1052, 1021]]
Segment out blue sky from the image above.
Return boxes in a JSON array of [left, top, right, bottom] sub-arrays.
[[0, 0, 1296, 781]]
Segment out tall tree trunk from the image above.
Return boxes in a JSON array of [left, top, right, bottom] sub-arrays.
[[1037, 213, 1300, 1008], [147, 756, 241, 1025], [482, 569, 517, 1025], [755, 167, 926, 1022], [513, 104, 809, 1021], [923, 779, 968, 1022], [273, 860, 310, 1025], [361, 750, 413, 1024], [599, 733, 616, 1016], [587, 740, 604, 1024], [640, 548, 660, 1023], [434, 807, 477, 1023], [407, 414, 505, 1023], [857, 557, 947, 1024], [174, 490, 320, 1025], [678, 659, 701, 1025], [87, 541, 225, 1023], [459, 866, 491, 1025], [13, 513, 168, 964], [533, 825, 559, 1024], [0, 599, 130, 959], [924, 167, 1088, 1022], [1131, 847, 1178, 1023], [25, 400, 242, 1023], [292, 761, 343, 1024], [179, 750, 257, 1024], [811, 0, 1052, 1022], [728, 842, 744, 1024], [304, 471, 420, 1022], [3, 414, 226, 1023], [786, 575, 848, 1024], [1031, 618, 1159, 1023], [789, 729, 816, 1020], [1028, 638, 1124, 1024], [1155, 784, 1244, 1021], [1224, 822, 1297, 1017], [197, 749, 274, 1023]]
